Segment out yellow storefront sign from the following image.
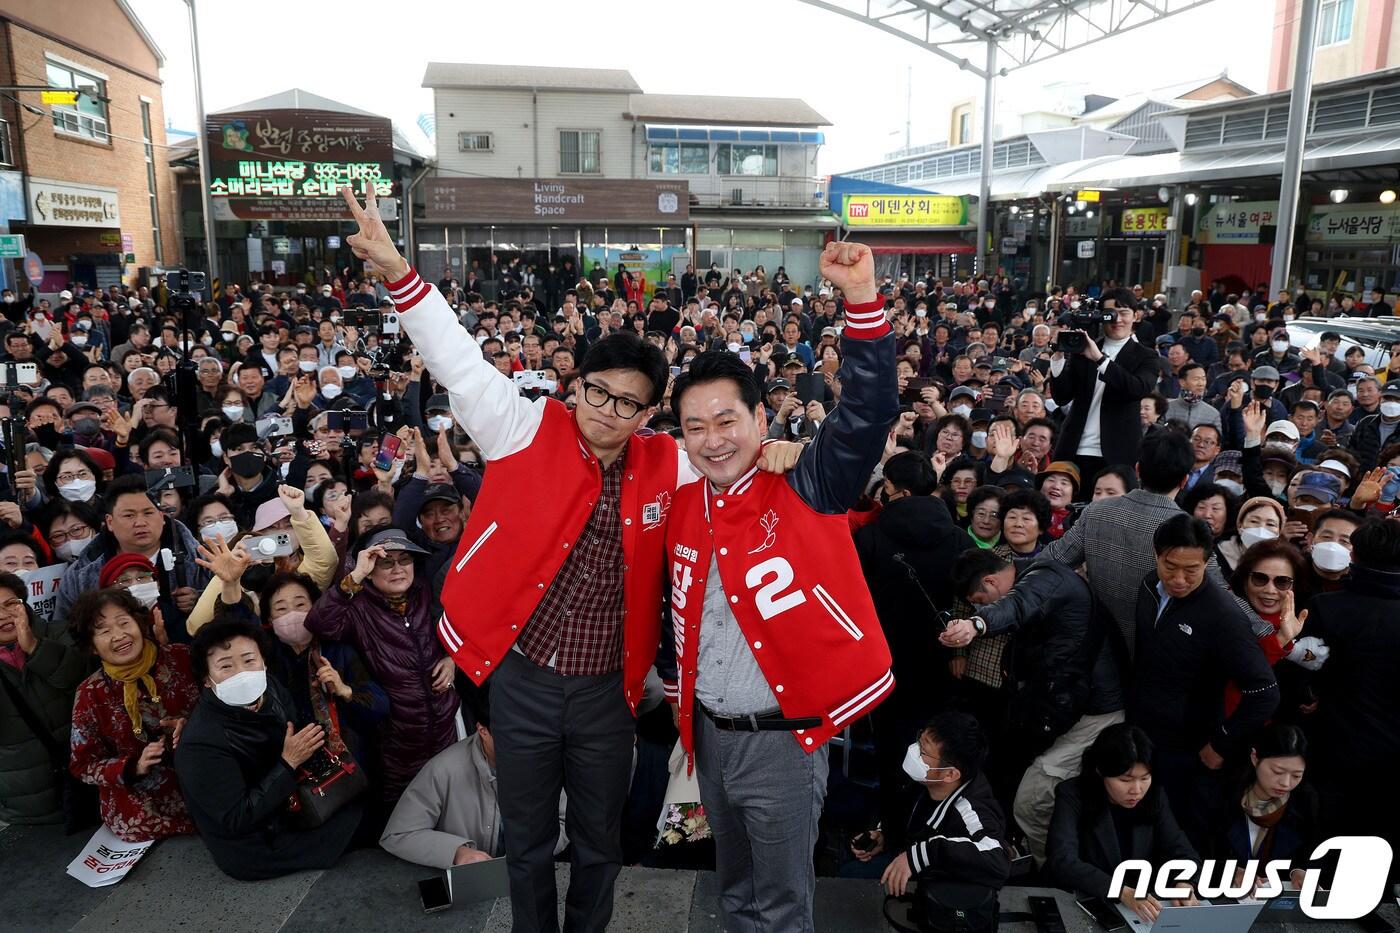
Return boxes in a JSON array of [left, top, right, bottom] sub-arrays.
[[41, 90, 80, 106], [843, 194, 969, 227], [1076, 190, 1101, 203], [1120, 206, 1169, 236]]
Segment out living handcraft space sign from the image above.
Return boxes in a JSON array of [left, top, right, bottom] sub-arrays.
[[27, 178, 119, 228], [206, 108, 393, 221], [842, 194, 969, 227], [423, 178, 690, 224]]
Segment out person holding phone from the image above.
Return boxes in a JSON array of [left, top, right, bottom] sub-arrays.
[[340, 183, 799, 933]]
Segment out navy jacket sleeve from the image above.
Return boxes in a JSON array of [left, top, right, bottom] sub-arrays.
[[788, 299, 898, 515]]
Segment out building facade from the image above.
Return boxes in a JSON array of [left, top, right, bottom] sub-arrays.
[[417, 63, 832, 298], [0, 0, 177, 292]]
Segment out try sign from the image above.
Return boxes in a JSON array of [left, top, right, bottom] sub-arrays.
[[0, 234, 25, 259]]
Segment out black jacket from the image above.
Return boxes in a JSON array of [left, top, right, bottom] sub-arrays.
[[974, 559, 1123, 737], [1347, 411, 1400, 471], [1130, 573, 1278, 756], [1303, 566, 1400, 775], [1204, 779, 1325, 873], [1047, 778, 1197, 897], [855, 494, 974, 691], [904, 773, 1012, 890], [1050, 337, 1160, 467], [174, 679, 359, 881]]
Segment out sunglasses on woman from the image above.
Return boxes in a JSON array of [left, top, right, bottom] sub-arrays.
[[1248, 571, 1293, 590]]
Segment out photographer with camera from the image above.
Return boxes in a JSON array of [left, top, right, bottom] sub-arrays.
[[1048, 288, 1161, 481]]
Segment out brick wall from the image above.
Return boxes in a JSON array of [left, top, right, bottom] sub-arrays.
[[9, 21, 178, 279]]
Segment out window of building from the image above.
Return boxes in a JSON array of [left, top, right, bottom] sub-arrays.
[[957, 111, 972, 145], [458, 132, 493, 151], [1317, 0, 1354, 45], [0, 119, 12, 167], [648, 143, 709, 174], [559, 130, 601, 174], [715, 144, 778, 176], [140, 100, 162, 263], [45, 58, 108, 142]]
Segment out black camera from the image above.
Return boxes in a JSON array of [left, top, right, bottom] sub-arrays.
[[1054, 300, 1116, 353], [167, 268, 207, 318]]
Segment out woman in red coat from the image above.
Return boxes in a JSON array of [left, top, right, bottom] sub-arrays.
[[69, 581, 199, 842]]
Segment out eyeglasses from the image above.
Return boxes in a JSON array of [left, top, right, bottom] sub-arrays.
[[48, 524, 93, 545], [323, 490, 349, 502], [197, 515, 235, 529], [374, 553, 415, 572], [1248, 571, 1294, 591], [57, 470, 95, 485], [0, 597, 24, 614], [581, 381, 645, 420]]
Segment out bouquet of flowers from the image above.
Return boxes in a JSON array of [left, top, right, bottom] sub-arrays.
[[657, 801, 711, 847]]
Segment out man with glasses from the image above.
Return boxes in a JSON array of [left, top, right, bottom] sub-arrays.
[[342, 184, 795, 933]]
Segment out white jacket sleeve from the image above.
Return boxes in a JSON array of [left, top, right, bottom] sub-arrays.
[[387, 268, 544, 461]]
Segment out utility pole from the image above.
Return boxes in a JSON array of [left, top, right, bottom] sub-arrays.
[[185, 0, 220, 286], [1269, 0, 1320, 296]]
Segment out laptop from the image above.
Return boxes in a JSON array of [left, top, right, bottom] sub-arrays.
[[1116, 901, 1265, 933], [445, 857, 511, 906]]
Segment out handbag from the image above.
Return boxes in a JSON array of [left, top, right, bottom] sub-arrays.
[[0, 668, 98, 835], [883, 881, 1024, 933], [284, 676, 366, 829]]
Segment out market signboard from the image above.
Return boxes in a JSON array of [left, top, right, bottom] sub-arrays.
[[1119, 206, 1169, 236], [1195, 200, 1278, 244], [206, 108, 393, 220], [1305, 203, 1400, 243], [842, 194, 969, 227], [423, 178, 690, 223], [28, 178, 119, 228]]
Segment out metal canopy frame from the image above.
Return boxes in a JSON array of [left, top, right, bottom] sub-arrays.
[[800, 0, 1220, 278]]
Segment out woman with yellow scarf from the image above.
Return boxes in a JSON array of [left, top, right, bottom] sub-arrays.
[[69, 569, 200, 842]]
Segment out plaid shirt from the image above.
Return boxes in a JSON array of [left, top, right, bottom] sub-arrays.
[[514, 449, 627, 675]]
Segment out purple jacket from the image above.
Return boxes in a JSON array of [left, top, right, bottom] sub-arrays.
[[306, 579, 457, 801]]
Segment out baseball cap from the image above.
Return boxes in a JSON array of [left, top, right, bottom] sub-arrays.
[[821, 327, 839, 338], [1383, 382, 1400, 399], [420, 483, 462, 508], [425, 393, 451, 412], [997, 469, 1034, 491], [1296, 471, 1342, 504], [765, 379, 791, 394], [1265, 420, 1301, 442], [790, 298, 804, 307], [59, 289, 73, 301], [360, 527, 430, 555], [948, 386, 980, 404], [967, 408, 993, 425], [1316, 458, 1352, 480]]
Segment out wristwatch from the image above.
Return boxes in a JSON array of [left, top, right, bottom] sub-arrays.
[[971, 617, 987, 637]]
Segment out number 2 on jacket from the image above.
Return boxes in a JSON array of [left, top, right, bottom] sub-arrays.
[[671, 556, 807, 621]]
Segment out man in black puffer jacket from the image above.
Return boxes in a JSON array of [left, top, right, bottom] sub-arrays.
[[856, 450, 975, 849], [942, 549, 1125, 864]]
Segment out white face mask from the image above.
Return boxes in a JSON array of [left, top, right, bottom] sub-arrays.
[[298, 360, 317, 373], [210, 439, 223, 458], [59, 478, 97, 502], [1381, 401, 1400, 419], [971, 430, 988, 447], [1272, 340, 1290, 354], [212, 668, 266, 707], [57, 537, 90, 562], [72, 334, 88, 348], [321, 384, 342, 400], [221, 331, 236, 343], [127, 581, 160, 608], [1216, 478, 1244, 496], [1240, 526, 1279, 549], [902, 742, 955, 784], [200, 519, 238, 544], [427, 414, 453, 433], [1267, 479, 1287, 496], [222, 405, 245, 422], [951, 404, 973, 418], [1311, 541, 1351, 573], [337, 365, 356, 380]]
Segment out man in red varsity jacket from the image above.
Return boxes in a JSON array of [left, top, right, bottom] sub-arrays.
[[665, 240, 898, 933], [340, 185, 796, 933]]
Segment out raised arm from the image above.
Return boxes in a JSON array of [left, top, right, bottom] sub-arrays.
[[342, 185, 543, 461]]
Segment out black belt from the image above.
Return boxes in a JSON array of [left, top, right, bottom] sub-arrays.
[[699, 703, 822, 732]]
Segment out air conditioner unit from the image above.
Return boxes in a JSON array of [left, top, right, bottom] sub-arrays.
[[730, 188, 744, 206]]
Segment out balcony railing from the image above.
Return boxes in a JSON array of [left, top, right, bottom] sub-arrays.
[[687, 176, 829, 210]]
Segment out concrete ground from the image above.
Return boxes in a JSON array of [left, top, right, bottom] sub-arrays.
[[1, 821, 1393, 932]]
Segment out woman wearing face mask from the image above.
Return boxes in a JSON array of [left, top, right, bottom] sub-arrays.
[[219, 387, 252, 425], [1047, 723, 1198, 922], [258, 572, 387, 787], [1217, 497, 1287, 575], [174, 617, 361, 880], [185, 485, 335, 637], [39, 499, 101, 565], [1204, 724, 1321, 891], [42, 449, 105, 506], [0, 570, 87, 826], [187, 494, 240, 551], [67, 586, 197, 841], [305, 529, 458, 805]]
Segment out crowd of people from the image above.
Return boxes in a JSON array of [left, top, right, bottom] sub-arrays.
[[0, 182, 1396, 933]]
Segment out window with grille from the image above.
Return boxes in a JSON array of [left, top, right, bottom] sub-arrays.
[[559, 130, 601, 174], [457, 132, 493, 152], [141, 100, 162, 262], [46, 59, 108, 142]]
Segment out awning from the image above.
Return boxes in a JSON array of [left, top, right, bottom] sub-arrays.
[[857, 232, 974, 254]]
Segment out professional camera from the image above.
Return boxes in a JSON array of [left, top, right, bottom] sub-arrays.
[[167, 268, 207, 321], [1054, 299, 1116, 354]]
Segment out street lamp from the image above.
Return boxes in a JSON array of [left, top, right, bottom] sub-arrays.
[[1328, 188, 1349, 204], [1184, 193, 1198, 207], [1382, 190, 1397, 205]]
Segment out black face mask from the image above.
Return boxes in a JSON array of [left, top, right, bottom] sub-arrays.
[[229, 450, 265, 479], [1191, 327, 1206, 338], [1253, 384, 1274, 402]]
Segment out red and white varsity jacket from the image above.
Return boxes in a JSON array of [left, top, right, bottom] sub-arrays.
[[387, 267, 693, 714], [665, 296, 900, 755]]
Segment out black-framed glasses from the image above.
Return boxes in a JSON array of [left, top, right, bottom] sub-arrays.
[[1248, 571, 1293, 591], [581, 381, 645, 420]]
